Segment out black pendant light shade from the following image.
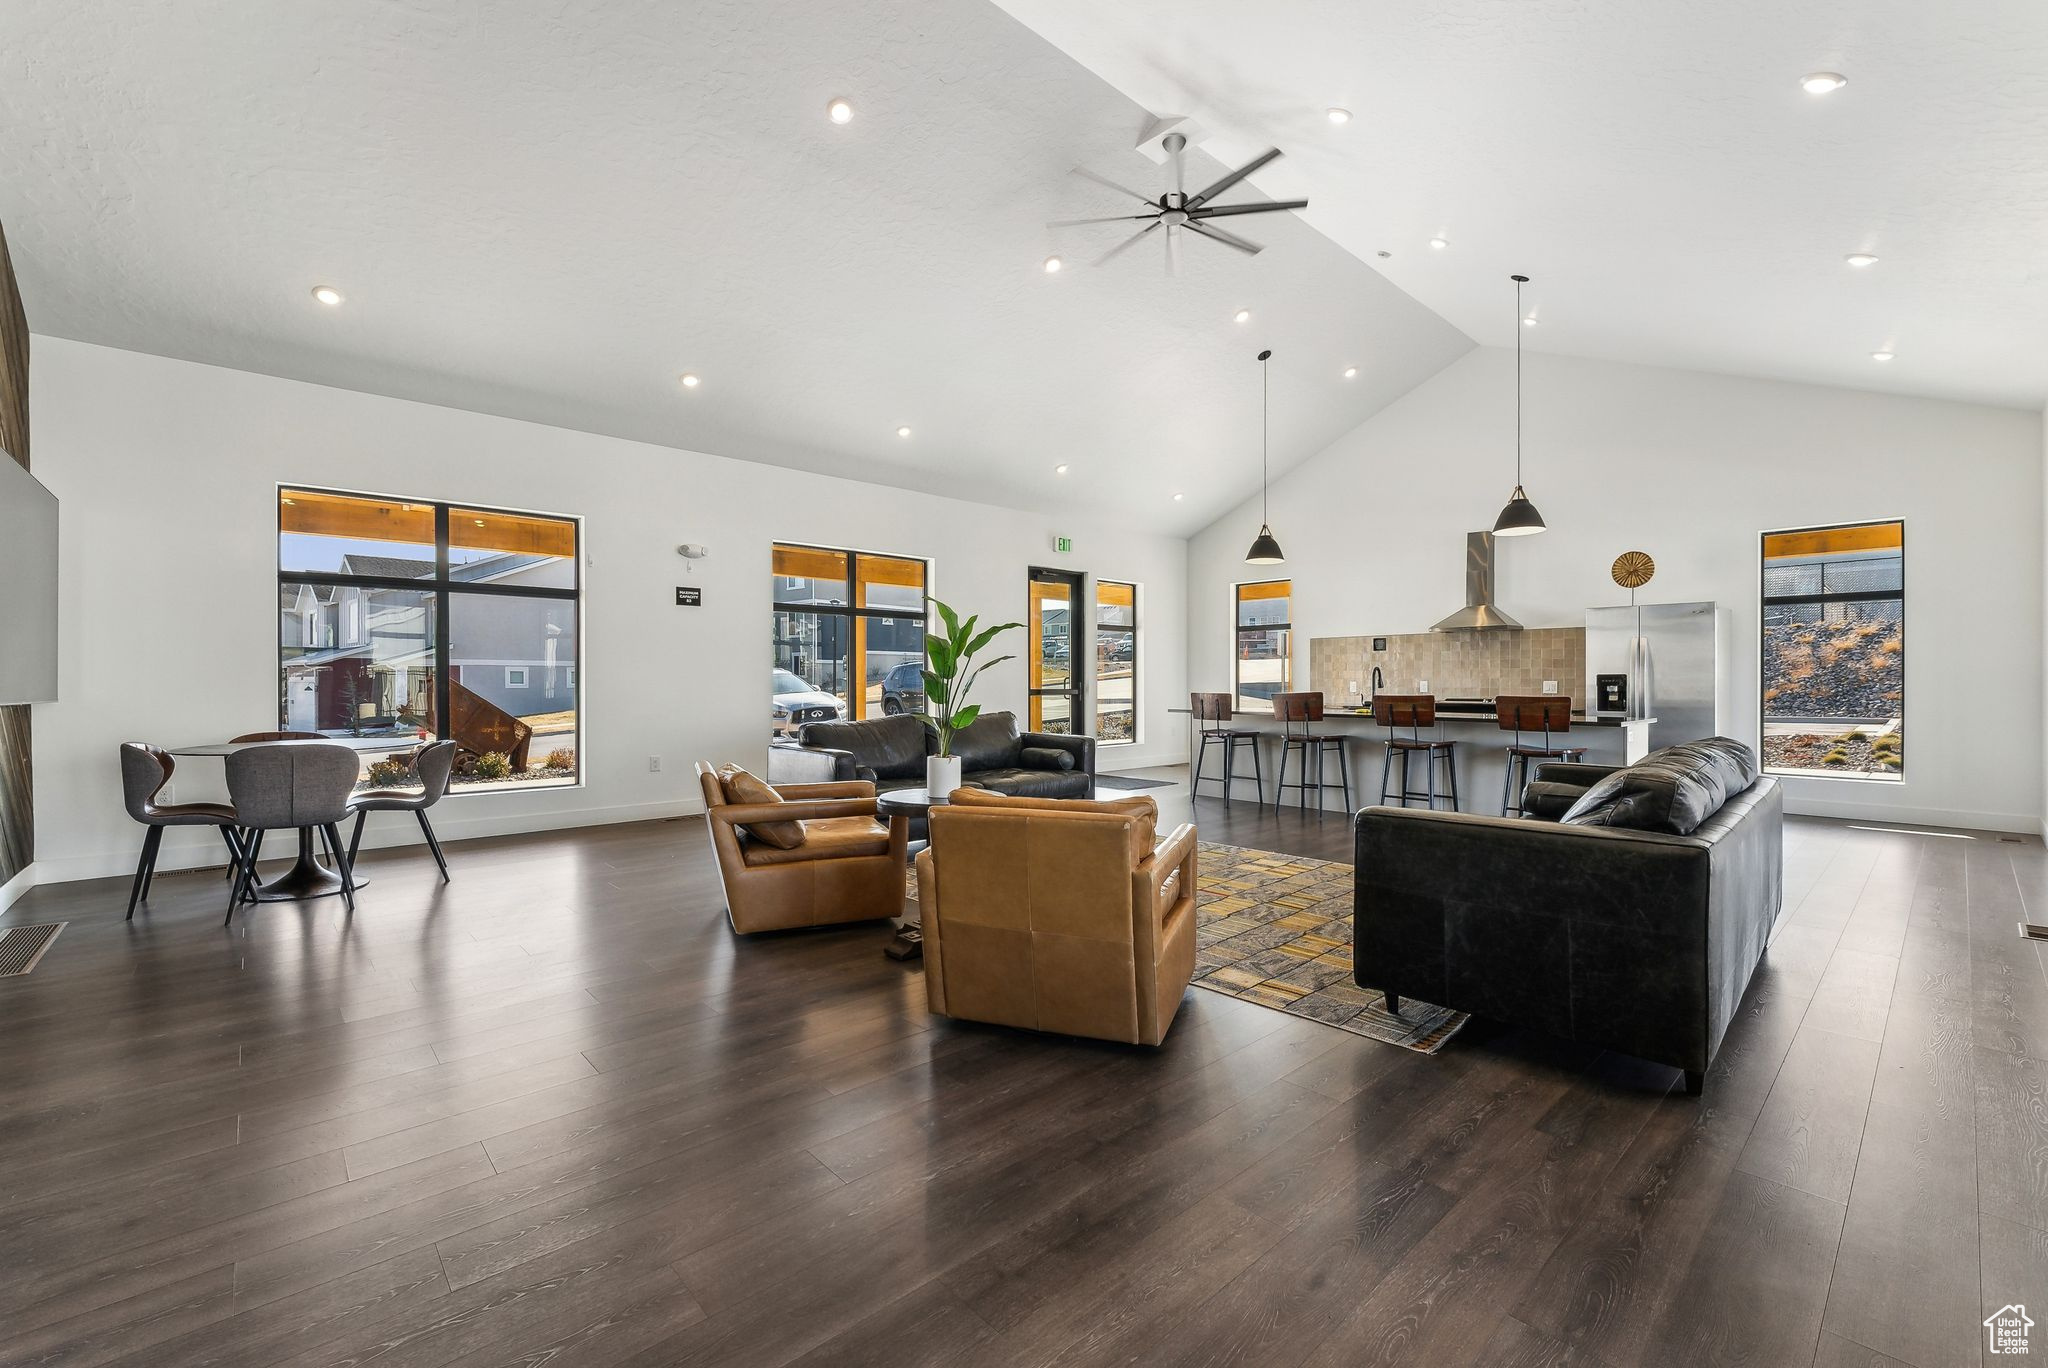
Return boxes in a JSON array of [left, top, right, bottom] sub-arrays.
[[1492, 274, 1548, 537], [1493, 486, 1546, 536], [1244, 348, 1284, 564]]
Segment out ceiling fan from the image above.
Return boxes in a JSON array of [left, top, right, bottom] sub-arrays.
[[1053, 131, 1308, 272]]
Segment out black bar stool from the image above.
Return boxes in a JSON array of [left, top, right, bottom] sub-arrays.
[[1496, 695, 1588, 816], [1373, 694, 1459, 810], [1272, 692, 1353, 815], [1190, 692, 1263, 802]]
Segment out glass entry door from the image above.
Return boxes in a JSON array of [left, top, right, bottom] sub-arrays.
[[1027, 568, 1085, 734]]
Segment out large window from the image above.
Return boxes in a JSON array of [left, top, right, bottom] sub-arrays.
[[771, 544, 927, 741], [278, 488, 581, 793], [1234, 580, 1292, 712], [1095, 580, 1137, 743], [1761, 521, 1903, 780]]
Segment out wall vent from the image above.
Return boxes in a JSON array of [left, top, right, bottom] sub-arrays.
[[0, 922, 65, 977]]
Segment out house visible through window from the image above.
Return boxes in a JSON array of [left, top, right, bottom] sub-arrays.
[[278, 487, 581, 792], [1234, 580, 1291, 712], [1095, 580, 1137, 743], [771, 543, 927, 742], [1761, 520, 1903, 780]]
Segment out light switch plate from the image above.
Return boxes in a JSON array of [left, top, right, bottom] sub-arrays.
[[1542, 680, 1558, 694], [1417, 679, 1429, 692]]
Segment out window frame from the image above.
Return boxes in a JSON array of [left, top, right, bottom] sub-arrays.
[[1233, 579, 1293, 714], [1759, 518, 1904, 783], [1094, 579, 1138, 745], [770, 542, 929, 725], [277, 485, 583, 792], [504, 666, 529, 689]]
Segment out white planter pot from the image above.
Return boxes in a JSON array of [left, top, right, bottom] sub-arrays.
[[926, 754, 962, 797]]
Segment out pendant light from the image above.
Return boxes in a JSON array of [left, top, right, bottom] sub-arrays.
[[1492, 274, 1547, 536], [1244, 348, 1285, 564]]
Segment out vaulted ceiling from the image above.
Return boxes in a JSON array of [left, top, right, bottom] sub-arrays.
[[997, 0, 2048, 411], [0, 0, 1468, 534]]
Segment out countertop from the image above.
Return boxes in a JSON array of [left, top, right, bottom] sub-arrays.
[[1170, 706, 1653, 729]]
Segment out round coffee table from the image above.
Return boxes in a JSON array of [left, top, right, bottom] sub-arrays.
[[875, 787, 952, 960]]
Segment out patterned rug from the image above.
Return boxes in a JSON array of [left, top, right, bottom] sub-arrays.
[[1192, 843, 1466, 1053], [904, 842, 1466, 1053]]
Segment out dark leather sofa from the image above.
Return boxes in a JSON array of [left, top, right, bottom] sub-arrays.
[[1353, 738, 1783, 1094], [782, 711, 1094, 811]]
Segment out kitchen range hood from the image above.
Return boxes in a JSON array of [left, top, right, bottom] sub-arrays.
[[1431, 531, 1524, 632]]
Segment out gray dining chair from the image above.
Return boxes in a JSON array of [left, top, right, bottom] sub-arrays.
[[224, 741, 362, 922], [346, 740, 457, 882], [220, 733, 325, 876], [119, 743, 245, 921]]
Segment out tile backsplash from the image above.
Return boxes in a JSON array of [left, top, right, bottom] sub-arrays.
[[1309, 628, 1587, 707]]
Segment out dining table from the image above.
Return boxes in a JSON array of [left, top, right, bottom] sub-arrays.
[[169, 736, 419, 902]]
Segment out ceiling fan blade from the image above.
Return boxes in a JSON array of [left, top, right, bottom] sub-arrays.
[[1047, 213, 1158, 228], [1190, 199, 1310, 218], [1071, 166, 1159, 207], [1183, 220, 1263, 256], [1187, 147, 1284, 208], [1093, 220, 1161, 267]]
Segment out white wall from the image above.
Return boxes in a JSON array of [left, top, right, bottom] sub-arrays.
[[1190, 348, 2044, 832], [30, 338, 1189, 882]]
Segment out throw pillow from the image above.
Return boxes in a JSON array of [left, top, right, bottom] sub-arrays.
[[719, 766, 806, 849], [1019, 746, 1075, 772], [1560, 737, 1760, 835]]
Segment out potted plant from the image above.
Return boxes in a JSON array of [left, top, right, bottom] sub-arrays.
[[921, 599, 1020, 795]]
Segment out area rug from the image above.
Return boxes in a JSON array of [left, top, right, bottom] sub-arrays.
[[1192, 843, 1466, 1053]]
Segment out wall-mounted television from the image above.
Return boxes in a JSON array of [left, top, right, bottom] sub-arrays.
[[0, 457, 56, 704]]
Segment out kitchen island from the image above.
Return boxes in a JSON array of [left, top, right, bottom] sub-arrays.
[[1171, 703, 1656, 813]]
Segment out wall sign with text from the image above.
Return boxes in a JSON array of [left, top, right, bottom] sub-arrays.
[[675, 586, 702, 607]]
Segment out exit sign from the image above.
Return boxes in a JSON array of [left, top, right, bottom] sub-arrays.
[[1052, 535, 1073, 554]]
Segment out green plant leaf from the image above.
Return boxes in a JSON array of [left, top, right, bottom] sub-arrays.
[[963, 620, 1022, 659], [922, 671, 947, 704], [933, 598, 961, 641], [925, 633, 955, 678], [951, 704, 981, 730]]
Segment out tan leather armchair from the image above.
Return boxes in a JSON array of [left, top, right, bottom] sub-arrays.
[[697, 764, 908, 933], [915, 788, 1199, 1045]]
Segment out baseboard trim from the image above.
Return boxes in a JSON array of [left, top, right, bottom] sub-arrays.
[[1785, 795, 2040, 836], [0, 862, 36, 914], [34, 798, 708, 886], [1097, 747, 1188, 774]]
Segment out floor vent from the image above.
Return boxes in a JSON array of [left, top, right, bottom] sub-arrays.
[[2022, 923, 2048, 943], [0, 922, 66, 977], [1999, 836, 2024, 844]]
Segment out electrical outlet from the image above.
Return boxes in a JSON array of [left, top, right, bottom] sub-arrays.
[[159, 782, 174, 804], [648, 756, 662, 773], [1542, 680, 1558, 694], [1417, 679, 1429, 693], [1347, 680, 1358, 696]]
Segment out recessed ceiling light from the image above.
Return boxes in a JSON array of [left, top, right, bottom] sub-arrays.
[[1172, 492, 1185, 501], [310, 285, 344, 306], [896, 425, 912, 437], [827, 97, 854, 124], [1055, 463, 1070, 474], [1801, 72, 1847, 95], [1844, 253, 1879, 268], [679, 373, 700, 388], [1043, 255, 1062, 274], [1429, 237, 1449, 250], [1342, 366, 1358, 379], [1326, 107, 1352, 125], [1233, 309, 1251, 323], [1871, 350, 1894, 361]]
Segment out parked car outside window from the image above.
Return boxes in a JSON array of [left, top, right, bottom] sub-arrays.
[[880, 662, 928, 715], [771, 667, 846, 737]]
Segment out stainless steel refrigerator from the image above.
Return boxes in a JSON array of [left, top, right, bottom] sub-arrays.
[[1584, 601, 1730, 753]]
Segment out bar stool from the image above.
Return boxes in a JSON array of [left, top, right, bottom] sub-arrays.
[[1496, 695, 1587, 816], [1272, 692, 1353, 815], [1190, 692, 1263, 803], [1373, 694, 1459, 810]]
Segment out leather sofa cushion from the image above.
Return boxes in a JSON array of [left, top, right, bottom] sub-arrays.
[[1521, 780, 1588, 822], [970, 768, 1093, 801], [799, 714, 929, 780], [1561, 737, 1761, 835], [1020, 746, 1075, 772], [741, 815, 891, 866], [952, 711, 1024, 772], [949, 787, 1157, 865], [719, 766, 805, 848]]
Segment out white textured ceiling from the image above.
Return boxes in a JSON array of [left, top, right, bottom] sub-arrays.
[[995, 0, 2048, 411], [0, 0, 1471, 534]]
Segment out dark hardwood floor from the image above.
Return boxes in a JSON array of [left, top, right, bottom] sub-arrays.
[[1, 775, 2042, 1367]]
